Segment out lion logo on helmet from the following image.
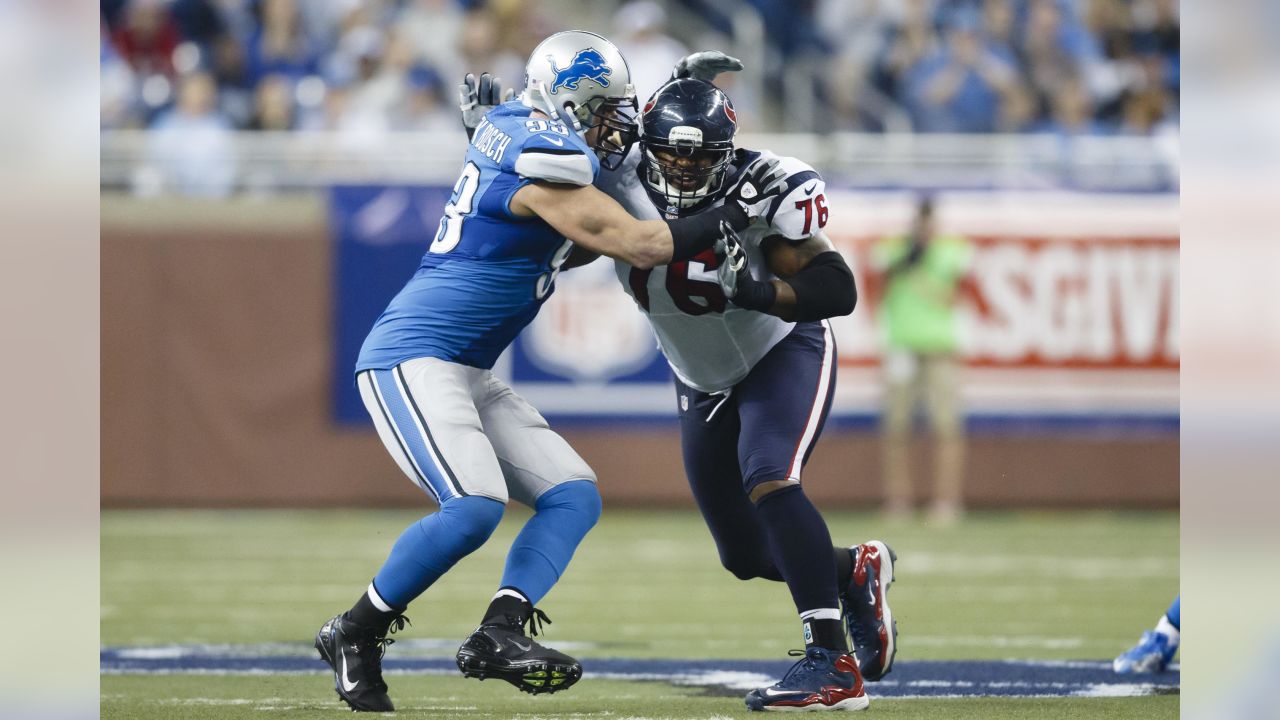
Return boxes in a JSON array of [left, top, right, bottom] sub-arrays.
[[548, 48, 612, 94]]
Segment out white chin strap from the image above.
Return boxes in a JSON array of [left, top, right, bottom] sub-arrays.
[[523, 82, 586, 135]]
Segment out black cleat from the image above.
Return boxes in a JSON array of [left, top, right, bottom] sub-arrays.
[[455, 607, 582, 695], [314, 612, 409, 712]]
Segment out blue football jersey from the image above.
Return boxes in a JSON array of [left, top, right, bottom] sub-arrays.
[[357, 101, 600, 372]]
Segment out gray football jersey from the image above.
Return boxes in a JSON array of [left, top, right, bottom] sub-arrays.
[[597, 148, 829, 393]]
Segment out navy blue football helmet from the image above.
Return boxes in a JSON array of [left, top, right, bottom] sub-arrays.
[[638, 78, 738, 215]]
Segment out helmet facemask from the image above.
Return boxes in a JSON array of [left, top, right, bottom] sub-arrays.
[[641, 135, 734, 209], [574, 94, 638, 171]]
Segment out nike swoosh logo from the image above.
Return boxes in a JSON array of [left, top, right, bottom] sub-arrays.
[[543, 136, 565, 146], [763, 688, 807, 698], [803, 181, 817, 195], [341, 650, 360, 692], [511, 639, 532, 652]]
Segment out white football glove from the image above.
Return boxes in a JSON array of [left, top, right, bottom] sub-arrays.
[[715, 219, 777, 311], [459, 72, 513, 136], [671, 51, 745, 83], [715, 220, 749, 299]]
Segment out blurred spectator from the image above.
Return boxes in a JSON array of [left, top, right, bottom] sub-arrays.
[[876, 0, 940, 108], [142, 72, 237, 196], [210, 32, 256, 127], [903, 18, 1020, 133], [325, 25, 394, 140], [395, 66, 459, 132], [613, 1, 688, 103], [871, 196, 972, 525], [97, 0, 1178, 137], [818, 0, 906, 131], [102, 30, 139, 129], [1033, 74, 1103, 136], [293, 0, 363, 52], [110, 0, 182, 78], [1083, 0, 1141, 120], [169, 0, 226, 49], [746, 0, 827, 61], [1133, 0, 1179, 70], [1018, 0, 1098, 118], [244, 0, 320, 86], [455, 8, 525, 98], [1120, 82, 1172, 136], [396, 0, 468, 83], [249, 73, 296, 130], [982, 0, 1017, 53], [486, 0, 552, 62]]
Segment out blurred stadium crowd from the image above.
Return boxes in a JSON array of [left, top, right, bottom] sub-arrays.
[[101, 0, 1179, 138]]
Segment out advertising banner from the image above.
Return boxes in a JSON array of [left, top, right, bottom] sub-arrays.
[[333, 187, 1178, 428]]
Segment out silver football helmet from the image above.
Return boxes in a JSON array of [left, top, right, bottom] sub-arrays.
[[521, 30, 638, 169]]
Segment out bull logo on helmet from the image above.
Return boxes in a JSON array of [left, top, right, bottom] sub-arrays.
[[548, 48, 612, 93]]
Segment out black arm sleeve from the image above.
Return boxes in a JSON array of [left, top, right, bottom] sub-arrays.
[[783, 251, 857, 322], [665, 202, 749, 262]]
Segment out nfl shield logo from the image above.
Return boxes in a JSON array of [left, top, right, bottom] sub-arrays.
[[522, 260, 659, 381]]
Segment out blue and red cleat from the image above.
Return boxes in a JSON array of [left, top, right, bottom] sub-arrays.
[[744, 647, 869, 712], [841, 541, 897, 681]]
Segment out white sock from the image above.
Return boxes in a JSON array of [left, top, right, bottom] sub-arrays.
[[1155, 615, 1179, 646], [367, 582, 395, 613], [492, 587, 528, 603]]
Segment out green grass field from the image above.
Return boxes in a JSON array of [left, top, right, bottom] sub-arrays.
[[102, 508, 1178, 718]]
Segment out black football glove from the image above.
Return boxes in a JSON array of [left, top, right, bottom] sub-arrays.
[[459, 72, 513, 137]]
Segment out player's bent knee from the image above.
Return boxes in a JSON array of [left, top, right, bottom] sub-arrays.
[[438, 495, 506, 553], [747, 478, 800, 505], [536, 479, 602, 529], [718, 549, 776, 581]]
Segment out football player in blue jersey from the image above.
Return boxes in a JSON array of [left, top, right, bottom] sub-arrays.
[[460, 59, 898, 712], [313, 31, 788, 713]]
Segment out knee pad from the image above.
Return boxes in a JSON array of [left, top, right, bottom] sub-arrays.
[[437, 495, 505, 553], [536, 479, 602, 529]]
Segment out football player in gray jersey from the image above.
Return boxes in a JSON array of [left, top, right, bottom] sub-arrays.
[[460, 54, 899, 712]]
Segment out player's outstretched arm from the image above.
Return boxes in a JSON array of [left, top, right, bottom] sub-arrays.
[[511, 182, 725, 269], [510, 157, 787, 270]]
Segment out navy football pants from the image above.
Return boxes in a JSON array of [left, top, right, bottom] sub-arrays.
[[674, 321, 838, 582]]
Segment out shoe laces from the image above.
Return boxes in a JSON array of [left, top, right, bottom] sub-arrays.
[[524, 607, 552, 638], [778, 648, 825, 685], [356, 615, 410, 673]]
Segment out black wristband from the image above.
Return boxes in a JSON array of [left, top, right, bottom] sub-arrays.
[[731, 275, 777, 312], [666, 203, 750, 262], [786, 251, 857, 321]]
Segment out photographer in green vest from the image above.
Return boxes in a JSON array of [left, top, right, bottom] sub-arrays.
[[871, 196, 973, 525]]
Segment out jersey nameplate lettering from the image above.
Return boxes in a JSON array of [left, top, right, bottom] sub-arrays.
[[469, 117, 513, 164]]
